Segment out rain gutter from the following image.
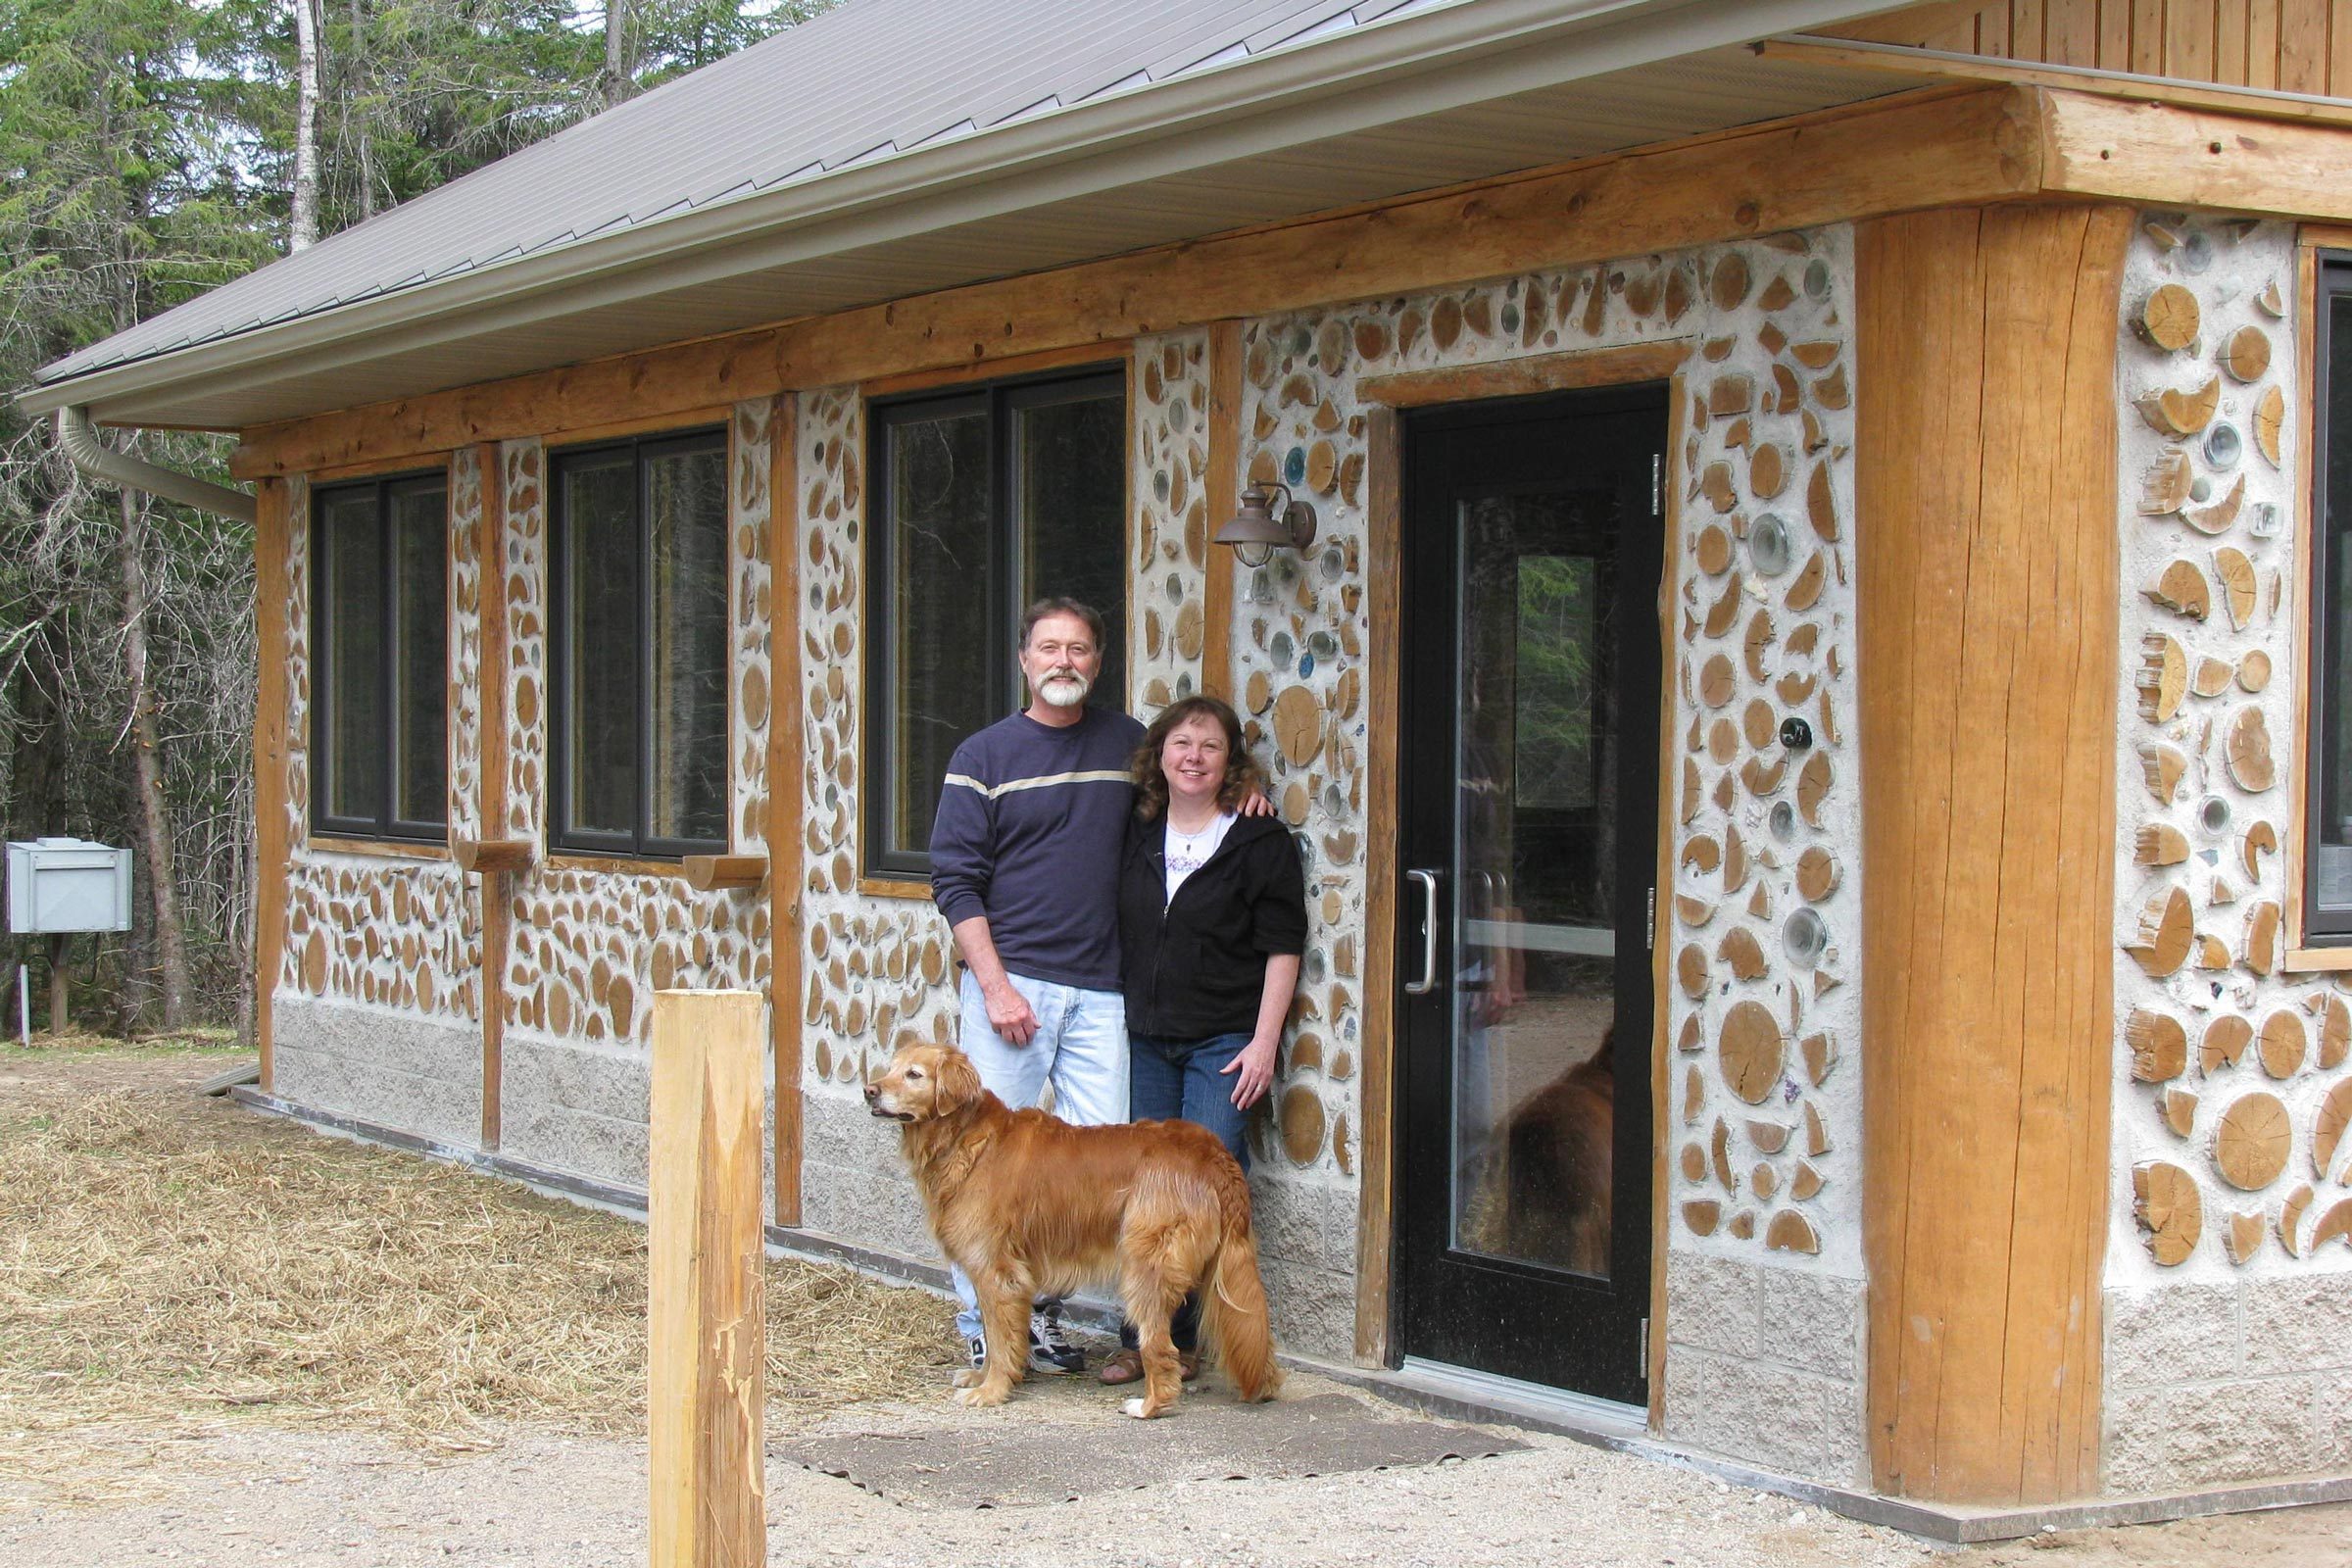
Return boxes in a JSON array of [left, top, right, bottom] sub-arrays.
[[55, 406, 257, 524]]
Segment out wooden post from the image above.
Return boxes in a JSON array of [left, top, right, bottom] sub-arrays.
[[475, 441, 511, 1152], [649, 989, 767, 1568], [1856, 202, 2126, 1505], [763, 394, 805, 1228], [252, 475, 291, 1090], [1201, 319, 1243, 701], [45, 933, 68, 1034]]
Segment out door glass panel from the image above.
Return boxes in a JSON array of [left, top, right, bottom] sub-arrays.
[[1451, 493, 1620, 1279]]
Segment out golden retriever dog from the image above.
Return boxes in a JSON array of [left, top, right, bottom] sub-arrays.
[[865, 1041, 1282, 1419]]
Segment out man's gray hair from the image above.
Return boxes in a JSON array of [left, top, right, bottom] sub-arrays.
[[1020, 597, 1107, 652]]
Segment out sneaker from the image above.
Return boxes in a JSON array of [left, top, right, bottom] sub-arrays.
[[1028, 1304, 1086, 1376], [965, 1335, 987, 1373]]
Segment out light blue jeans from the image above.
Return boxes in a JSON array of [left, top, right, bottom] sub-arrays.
[[950, 968, 1130, 1340]]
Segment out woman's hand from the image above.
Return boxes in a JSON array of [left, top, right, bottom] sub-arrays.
[[1236, 788, 1277, 817], [1222, 1034, 1280, 1110]]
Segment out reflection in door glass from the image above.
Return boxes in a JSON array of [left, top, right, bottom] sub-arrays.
[[1452, 495, 1619, 1279]]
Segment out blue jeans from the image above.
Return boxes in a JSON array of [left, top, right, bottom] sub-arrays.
[[1121, 1032, 1253, 1352], [950, 969, 1129, 1341]]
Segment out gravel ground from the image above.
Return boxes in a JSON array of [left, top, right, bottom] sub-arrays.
[[4, 1372, 2347, 1567], [4, 1043, 2346, 1567]]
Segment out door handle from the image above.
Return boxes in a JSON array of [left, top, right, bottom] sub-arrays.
[[1405, 869, 1441, 995]]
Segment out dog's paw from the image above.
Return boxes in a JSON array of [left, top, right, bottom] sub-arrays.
[[950, 1368, 983, 1390], [1120, 1396, 1167, 1420], [953, 1384, 1010, 1409]]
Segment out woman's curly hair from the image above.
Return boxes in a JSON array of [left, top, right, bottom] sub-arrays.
[[1131, 695, 1265, 822]]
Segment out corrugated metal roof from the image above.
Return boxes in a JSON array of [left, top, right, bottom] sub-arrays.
[[40, 0, 1462, 384]]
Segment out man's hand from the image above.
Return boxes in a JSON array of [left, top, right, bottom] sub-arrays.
[[1237, 788, 1277, 818], [1222, 1034, 1279, 1109], [983, 979, 1039, 1047]]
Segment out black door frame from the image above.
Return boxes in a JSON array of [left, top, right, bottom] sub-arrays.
[[1385, 378, 1673, 1407]]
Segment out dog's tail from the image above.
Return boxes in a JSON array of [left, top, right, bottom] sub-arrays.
[[1198, 1163, 1283, 1403]]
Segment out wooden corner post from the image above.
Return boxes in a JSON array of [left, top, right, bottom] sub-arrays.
[[649, 989, 767, 1568], [1856, 202, 2127, 1506]]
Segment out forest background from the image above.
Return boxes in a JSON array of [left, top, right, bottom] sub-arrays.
[[0, 0, 830, 1037]]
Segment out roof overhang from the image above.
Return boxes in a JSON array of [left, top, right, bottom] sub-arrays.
[[23, 0, 1919, 431]]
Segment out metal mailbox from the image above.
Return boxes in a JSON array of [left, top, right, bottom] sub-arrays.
[[6, 838, 133, 935]]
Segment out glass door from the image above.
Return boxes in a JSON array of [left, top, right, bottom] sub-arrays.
[[1396, 385, 1665, 1401]]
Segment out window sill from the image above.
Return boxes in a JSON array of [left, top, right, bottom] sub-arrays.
[[2282, 947, 2352, 974], [857, 876, 934, 903], [307, 835, 450, 862]]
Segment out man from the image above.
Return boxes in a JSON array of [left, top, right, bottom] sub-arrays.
[[928, 597, 1142, 1377]]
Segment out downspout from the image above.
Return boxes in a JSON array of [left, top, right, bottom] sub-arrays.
[[56, 406, 256, 524]]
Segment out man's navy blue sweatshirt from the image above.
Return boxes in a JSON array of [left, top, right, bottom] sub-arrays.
[[929, 706, 1146, 993]]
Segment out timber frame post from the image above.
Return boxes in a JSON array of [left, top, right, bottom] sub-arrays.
[[648, 988, 767, 1568], [1856, 201, 2128, 1505]]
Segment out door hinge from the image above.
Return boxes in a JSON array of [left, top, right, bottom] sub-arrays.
[[1649, 452, 1662, 518], [1640, 1317, 1650, 1364], [1645, 886, 1655, 951]]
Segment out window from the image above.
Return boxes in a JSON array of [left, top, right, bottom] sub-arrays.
[[865, 368, 1128, 877], [2309, 255, 2352, 941], [549, 429, 730, 858], [311, 472, 449, 841]]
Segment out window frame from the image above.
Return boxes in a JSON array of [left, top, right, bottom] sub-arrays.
[[546, 425, 733, 862], [309, 467, 451, 844], [2304, 250, 2352, 946], [862, 364, 1129, 881]]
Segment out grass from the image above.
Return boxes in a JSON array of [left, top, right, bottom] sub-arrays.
[[0, 1048, 958, 1507]]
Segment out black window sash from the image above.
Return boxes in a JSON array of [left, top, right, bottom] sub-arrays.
[[862, 365, 1127, 880], [311, 470, 449, 842], [2309, 255, 2352, 942], [548, 427, 728, 860]]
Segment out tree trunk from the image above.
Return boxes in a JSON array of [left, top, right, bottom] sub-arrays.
[[292, 0, 321, 250], [349, 0, 374, 221], [601, 0, 635, 110], [117, 481, 191, 1028]]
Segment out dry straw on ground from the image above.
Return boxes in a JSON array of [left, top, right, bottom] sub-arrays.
[[0, 1046, 956, 1503]]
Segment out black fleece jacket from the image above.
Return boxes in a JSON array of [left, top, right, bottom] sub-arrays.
[[1117, 811, 1308, 1040]]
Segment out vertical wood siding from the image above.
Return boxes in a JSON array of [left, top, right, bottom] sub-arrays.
[[1816, 0, 2352, 94]]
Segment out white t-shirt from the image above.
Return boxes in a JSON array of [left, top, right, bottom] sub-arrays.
[[1164, 810, 1238, 904]]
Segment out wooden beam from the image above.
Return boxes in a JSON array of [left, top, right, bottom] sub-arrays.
[[1200, 320, 1243, 702], [1353, 404, 1403, 1367], [2037, 84, 2352, 219], [454, 836, 534, 874], [1857, 202, 2124, 1506], [472, 442, 510, 1152], [252, 476, 291, 1093], [683, 854, 766, 891], [648, 989, 767, 1568], [766, 394, 806, 1229], [1358, 340, 1692, 409], [226, 86, 2041, 480]]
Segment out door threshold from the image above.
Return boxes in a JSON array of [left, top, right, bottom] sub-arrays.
[[1391, 1356, 1646, 1439]]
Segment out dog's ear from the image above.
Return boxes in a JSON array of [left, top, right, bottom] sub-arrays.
[[934, 1049, 983, 1115]]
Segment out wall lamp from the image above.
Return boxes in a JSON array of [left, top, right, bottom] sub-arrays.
[[1213, 480, 1318, 567]]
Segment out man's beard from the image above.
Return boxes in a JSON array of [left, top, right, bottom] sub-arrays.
[[1036, 671, 1092, 708]]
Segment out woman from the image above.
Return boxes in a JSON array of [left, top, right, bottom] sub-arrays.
[[1099, 694, 1305, 1387]]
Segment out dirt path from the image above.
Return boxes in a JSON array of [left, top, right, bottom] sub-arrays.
[[2, 1043, 2344, 1567]]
